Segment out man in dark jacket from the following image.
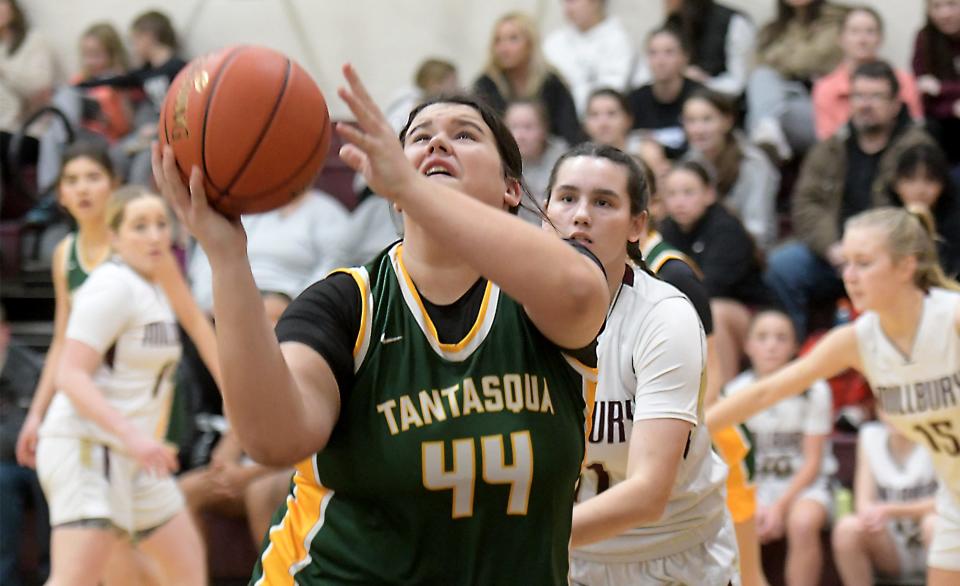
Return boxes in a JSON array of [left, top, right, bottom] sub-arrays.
[[765, 61, 936, 338]]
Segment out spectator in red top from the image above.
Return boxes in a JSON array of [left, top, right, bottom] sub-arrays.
[[72, 23, 132, 143], [813, 6, 922, 140], [913, 0, 960, 163]]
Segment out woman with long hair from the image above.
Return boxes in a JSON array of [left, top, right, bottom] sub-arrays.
[[473, 12, 584, 145], [913, 0, 960, 163]]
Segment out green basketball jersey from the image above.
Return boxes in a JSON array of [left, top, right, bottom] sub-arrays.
[[252, 243, 596, 586], [640, 230, 702, 278], [64, 233, 92, 293]]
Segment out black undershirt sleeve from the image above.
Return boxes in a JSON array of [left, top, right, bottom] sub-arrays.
[[274, 272, 361, 399], [656, 258, 714, 336]]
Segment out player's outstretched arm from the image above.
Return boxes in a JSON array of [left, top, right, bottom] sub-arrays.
[[335, 64, 608, 349], [706, 324, 860, 430], [152, 145, 340, 466]]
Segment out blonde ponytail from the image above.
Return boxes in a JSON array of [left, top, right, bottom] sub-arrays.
[[846, 206, 960, 293]]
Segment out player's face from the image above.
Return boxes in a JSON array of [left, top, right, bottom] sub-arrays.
[[493, 20, 530, 71], [80, 35, 113, 76], [505, 103, 547, 160], [404, 103, 519, 211], [647, 32, 687, 81], [895, 171, 944, 210], [113, 197, 172, 277], [842, 225, 915, 312], [584, 96, 632, 149], [663, 168, 713, 230], [682, 99, 731, 157], [545, 156, 645, 273], [841, 11, 882, 63], [930, 0, 960, 36], [745, 313, 797, 376], [58, 157, 114, 224]]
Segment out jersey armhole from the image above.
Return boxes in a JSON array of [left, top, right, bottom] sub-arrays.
[[330, 267, 374, 372]]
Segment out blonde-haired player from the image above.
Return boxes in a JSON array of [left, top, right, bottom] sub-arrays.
[[709, 206, 960, 585]]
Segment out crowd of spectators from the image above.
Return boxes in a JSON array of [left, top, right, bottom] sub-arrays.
[[2, 1, 958, 584]]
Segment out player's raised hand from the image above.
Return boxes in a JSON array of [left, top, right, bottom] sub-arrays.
[[335, 63, 419, 201], [151, 143, 246, 261]]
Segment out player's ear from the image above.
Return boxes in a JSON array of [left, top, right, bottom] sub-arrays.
[[504, 177, 522, 209]]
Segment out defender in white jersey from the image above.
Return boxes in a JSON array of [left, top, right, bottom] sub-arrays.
[[35, 189, 213, 586], [726, 310, 836, 585], [545, 143, 738, 585], [833, 421, 938, 582], [708, 207, 960, 585]]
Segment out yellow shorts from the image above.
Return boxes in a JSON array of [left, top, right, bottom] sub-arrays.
[[712, 426, 756, 524]]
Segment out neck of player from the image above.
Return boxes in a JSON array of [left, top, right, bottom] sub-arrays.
[[402, 226, 484, 305]]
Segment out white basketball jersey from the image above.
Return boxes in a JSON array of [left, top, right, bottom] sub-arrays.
[[42, 261, 181, 450], [573, 266, 730, 563], [854, 288, 960, 504], [860, 422, 939, 545], [725, 370, 837, 495]]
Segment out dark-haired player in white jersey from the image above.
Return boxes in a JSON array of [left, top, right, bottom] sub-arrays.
[[545, 143, 738, 586], [709, 206, 960, 585]]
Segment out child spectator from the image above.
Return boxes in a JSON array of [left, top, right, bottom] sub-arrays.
[[627, 26, 704, 159], [638, 0, 755, 97], [913, 0, 960, 164], [504, 99, 567, 223], [78, 10, 185, 185], [473, 12, 584, 145], [724, 309, 836, 586], [542, 0, 633, 116], [73, 23, 132, 143], [832, 420, 938, 584], [583, 88, 633, 152], [813, 6, 922, 141], [681, 89, 780, 250], [383, 58, 459, 134], [747, 0, 848, 160], [660, 161, 770, 390], [891, 143, 960, 277]]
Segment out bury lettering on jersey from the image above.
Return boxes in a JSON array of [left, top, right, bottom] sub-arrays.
[[587, 400, 634, 444], [876, 370, 960, 416], [376, 373, 556, 435]]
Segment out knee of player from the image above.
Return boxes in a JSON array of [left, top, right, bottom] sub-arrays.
[[786, 500, 827, 540], [830, 515, 865, 551]]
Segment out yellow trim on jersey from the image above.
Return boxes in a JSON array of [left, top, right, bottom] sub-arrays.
[[712, 426, 755, 523], [395, 244, 492, 352], [330, 268, 370, 357], [562, 354, 599, 448], [255, 459, 333, 586]]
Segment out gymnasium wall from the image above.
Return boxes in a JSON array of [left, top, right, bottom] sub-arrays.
[[30, 0, 926, 119]]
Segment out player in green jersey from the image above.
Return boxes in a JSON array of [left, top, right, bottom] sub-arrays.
[[153, 64, 610, 585]]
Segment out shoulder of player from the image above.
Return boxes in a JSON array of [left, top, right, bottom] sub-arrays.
[[80, 261, 139, 295], [622, 270, 696, 318]]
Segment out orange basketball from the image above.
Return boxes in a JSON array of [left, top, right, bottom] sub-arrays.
[[159, 45, 331, 216]]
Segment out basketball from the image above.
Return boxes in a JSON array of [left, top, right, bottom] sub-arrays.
[[158, 45, 331, 216]]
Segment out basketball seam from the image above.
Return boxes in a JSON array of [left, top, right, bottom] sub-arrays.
[[230, 117, 330, 202], [221, 58, 293, 197], [200, 46, 247, 199]]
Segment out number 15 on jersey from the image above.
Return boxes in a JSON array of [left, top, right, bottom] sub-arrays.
[[422, 431, 533, 519]]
